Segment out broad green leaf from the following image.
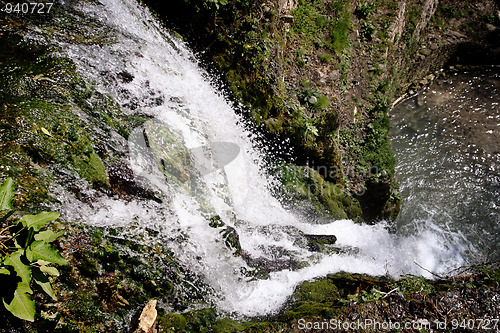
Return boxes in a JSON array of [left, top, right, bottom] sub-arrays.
[[40, 265, 60, 277], [26, 241, 68, 265], [21, 212, 60, 232], [35, 259, 51, 266], [0, 177, 14, 211], [3, 283, 35, 322], [4, 251, 32, 285], [33, 267, 57, 301], [34, 230, 64, 243], [0, 267, 10, 275]]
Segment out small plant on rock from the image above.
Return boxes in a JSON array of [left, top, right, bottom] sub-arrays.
[[0, 178, 67, 322]]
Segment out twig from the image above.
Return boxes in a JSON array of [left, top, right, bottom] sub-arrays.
[[372, 287, 400, 299], [414, 261, 443, 279]]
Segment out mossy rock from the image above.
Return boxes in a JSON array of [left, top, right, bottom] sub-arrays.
[[143, 120, 191, 184], [74, 153, 109, 186], [22, 223, 211, 332], [273, 163, 362, 221], [294, 278, 341, 303], [158, 313, 188, 332], [212, 318, 285, 333], [0, 15, 157, 204], [281, 278, 341, 320], [184, 308, 217, 333]]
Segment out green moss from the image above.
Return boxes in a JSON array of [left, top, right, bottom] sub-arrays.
[[282, 278, 341, 320], [184, 308, 217, 332], [292, 0, 332, 48], [0, 24, 156, 207], [158, 313, 188, 332], [318, 52, 333, 63], [75, 153, 109, 186], [329, 12, 352, 54], [295, 279, 340, 303], [212, 318, 285, 333], [274, 163, 362, 220], [283, 301, 337, 320], [145, 121, 191, 184], [313, 95, 330, 111], [360, 103, 396, 178], [291, 0, 351, 55], [212, 318, 244, 333]]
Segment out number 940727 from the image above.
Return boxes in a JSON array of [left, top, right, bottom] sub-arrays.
[[1, 2, 53, 14]]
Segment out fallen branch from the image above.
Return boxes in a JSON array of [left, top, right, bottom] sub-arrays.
[[372, 287, 400, 299], [414, 261, 443, 279]]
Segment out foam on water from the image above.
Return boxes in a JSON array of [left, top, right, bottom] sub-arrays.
[[52, 0, 486, 317]]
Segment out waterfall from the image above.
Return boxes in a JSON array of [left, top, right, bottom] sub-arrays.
[[50, 0, 486, 317]]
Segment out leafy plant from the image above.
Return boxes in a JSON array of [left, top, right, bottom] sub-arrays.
[[480, 266, 500, 287], [360, 21, 376, 41], [184, 0, 228, 10], [339, 288, 384, 304], [355, 2, 376, 19], [303, 118, 319, 137], [0, 178, 67, 322], [396, 275, 434, 295]]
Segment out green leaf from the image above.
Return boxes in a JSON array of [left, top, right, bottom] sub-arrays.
[[13, 237, 22, 249], [33, 267, 57, 301], [26, 241, 68, 265], [21, 212, 60, 232], [0, 178, 14, 211], [4, 251, 32, 285], [35, 259, 51, 266], [34, 230, 64, 243], [3, 283, 35, 322], [0, 267, 10, 275], [41, 127, 52, 137], [40, 265, 60, 277]]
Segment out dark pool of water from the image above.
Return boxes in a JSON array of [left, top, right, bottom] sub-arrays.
[[390, 69, 500, 264]]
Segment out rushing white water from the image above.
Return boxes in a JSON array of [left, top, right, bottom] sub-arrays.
[[51, 0, 487, 317]]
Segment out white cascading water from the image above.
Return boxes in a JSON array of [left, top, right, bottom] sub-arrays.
[[53, 0, 473, 317]]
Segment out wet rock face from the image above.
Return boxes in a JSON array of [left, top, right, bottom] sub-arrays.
[[220, 226, 242, 257], [304, 234, 337, 252], [355, 178, 392, 222], [242, 246, 302, 273], [108, 161, 159, 200], [117, 71, 135, 83]]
